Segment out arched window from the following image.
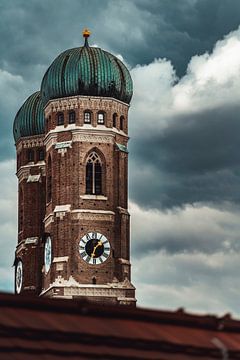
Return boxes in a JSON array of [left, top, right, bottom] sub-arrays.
[[57, 112, 64, 126], [69, 111, 76, 124], [27, 149, 34, 162], [84, 111, 91, 124], [97, 112, 105, 125], [113, 113, 117, 128], [47, 156, 52, 203], [19, 187, 23, 232], [38, 148, 44, 161], [86, 152, 102, 195], [120, 116, 124, 130]]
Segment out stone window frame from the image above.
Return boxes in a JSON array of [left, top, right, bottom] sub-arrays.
[[68, 110, 76, 124], [84, 149, 106, 196], [97, 111, 105, 125], [120, 115, 125, 131], [84, 110, 92, 124], [57, 112, 64, 126], [113, 113, 117, 128]]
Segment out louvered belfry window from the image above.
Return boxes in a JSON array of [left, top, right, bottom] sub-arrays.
[[86, 152, 102, 195]]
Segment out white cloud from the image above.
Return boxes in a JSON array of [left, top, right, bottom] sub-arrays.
[[130, 201, 240, 314], [130, 26, 240, 135]]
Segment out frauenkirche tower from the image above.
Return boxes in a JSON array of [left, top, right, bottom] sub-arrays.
[[13, 30, 136, 306]]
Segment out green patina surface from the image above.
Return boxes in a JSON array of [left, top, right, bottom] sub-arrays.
[[13, 91, 45, 142], [116, 143, 128, 153], [13, 43, 133, 142], [41, 46, 133, 105]]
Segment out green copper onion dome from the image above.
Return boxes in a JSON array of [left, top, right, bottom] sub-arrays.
[[41, 29, 133, 105], [13, 91, 45, 142]]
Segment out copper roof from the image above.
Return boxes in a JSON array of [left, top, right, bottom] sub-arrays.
[[1, 292, 240, 359]]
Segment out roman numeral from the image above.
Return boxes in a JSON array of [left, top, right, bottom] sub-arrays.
[[104, 247, 110, 251], [102, 240, 108, 245], [102, 252, 108, 258], [99, 257, 103, 263], [93, 258, 96, 265], [86, 255, 91, 263], [86, 233, 91, 241], [79, 246, 85, 250], [81, 251, 87, 258], [92, 232, 97, 239]]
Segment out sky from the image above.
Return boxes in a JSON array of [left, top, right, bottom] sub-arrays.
[[1, 0, 240, 315]]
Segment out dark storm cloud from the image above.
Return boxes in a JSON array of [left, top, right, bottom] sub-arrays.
[[1, 0, 240, 161], [129, 105, 240, 209], [1, 0, 240, 77]]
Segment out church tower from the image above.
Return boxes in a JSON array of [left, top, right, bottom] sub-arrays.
[[13, 30, 136, 306]]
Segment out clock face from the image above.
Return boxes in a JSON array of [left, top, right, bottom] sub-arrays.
[[79, 232, 110, 265], [44, 236, 52, 273], [15, 260, 23, 294]]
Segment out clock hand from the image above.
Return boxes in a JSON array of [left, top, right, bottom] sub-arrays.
[[91, 241, 102, 258]]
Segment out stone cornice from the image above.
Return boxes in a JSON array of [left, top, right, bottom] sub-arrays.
[[16, 135, 45, 153], [17, 162, 46, 182], [44, 95, 129, 117], [44, 127, 128, 150]]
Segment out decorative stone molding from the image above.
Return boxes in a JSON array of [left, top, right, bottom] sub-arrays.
[[54, 140, 72, 156], [71, 209, 114, 222], [25, 237, 38, 245], [44, 213, 54, 228], [54, 204, 71, 220], [44, 133, 57, 151], [44, 95, 129, 117], [72, 132, 115, 144], [27, 174, 41, 183], [118, 258, 130, 265], [15, 242, 26, 254], [16, 135, 44, 153], [52, 256, 69, 263], [80, 194, 108, 200], [24, 286, 36, 291], [17, 163, 46, 183], [16, 237, 39, 254], [117, 206, 129, 215]]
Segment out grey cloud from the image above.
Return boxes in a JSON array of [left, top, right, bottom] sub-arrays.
[[129, 105, 240, 209], [1, 0, 240, 162], [132, 250, 240, 313], [130, 203, 240, 257]]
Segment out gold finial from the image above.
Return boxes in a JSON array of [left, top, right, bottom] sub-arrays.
[[82, 28, 91, 38]]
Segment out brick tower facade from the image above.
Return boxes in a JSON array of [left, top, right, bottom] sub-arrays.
[[13, 31, 136, 306]]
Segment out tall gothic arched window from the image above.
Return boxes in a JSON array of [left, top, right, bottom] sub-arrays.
[[47, 156, 52, 202], [19, 187, 23, 232], [86, 152, 102, 195]]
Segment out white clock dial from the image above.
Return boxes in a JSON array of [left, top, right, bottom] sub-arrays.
[[44, 236, 52, 273], [15, 260, 23, 294], [79, 232, 110, 265]]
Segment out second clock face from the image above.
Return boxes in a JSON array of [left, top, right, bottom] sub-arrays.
[[44, 236, 52, 274], [79, 232, 110, 265], [15, 260, 23, 294]]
